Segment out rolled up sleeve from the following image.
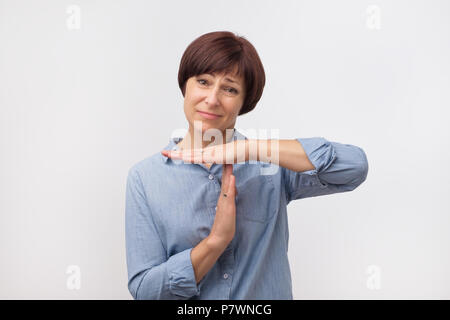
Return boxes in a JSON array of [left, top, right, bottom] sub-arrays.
[[125, 168, 200, 299], [166, 248, 200, 297], [282, 137, 369, 203]]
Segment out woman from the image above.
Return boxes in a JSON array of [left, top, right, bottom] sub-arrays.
[[125, 31, 369, 299]]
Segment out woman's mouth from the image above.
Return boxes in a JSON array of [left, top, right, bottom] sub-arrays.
[[197, 110, 221, 120]]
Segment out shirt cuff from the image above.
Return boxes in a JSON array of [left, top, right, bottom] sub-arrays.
[[296, 137, 336, 174], [166, 248, 200, 298]]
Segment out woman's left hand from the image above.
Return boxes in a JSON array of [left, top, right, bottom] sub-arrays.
[[161, 140, 248, 165]]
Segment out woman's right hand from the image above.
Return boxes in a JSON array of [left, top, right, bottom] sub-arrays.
[[208, 164, 237, 249]]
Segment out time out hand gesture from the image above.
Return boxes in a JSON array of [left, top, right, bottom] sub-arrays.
[[208, 164, 237, 248], [161, 140, 248, 165]]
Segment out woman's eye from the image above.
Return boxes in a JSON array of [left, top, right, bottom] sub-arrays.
[[226, 88, 238, 94], [197, 79, 238, 94]]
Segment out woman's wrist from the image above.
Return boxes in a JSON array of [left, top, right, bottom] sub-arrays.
[[245, 139, 273, 163]]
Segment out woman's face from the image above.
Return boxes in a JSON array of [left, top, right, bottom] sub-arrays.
[[183, 68, 245, 135]]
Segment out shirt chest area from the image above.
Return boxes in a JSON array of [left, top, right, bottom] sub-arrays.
[[146, 163, 281, 252]]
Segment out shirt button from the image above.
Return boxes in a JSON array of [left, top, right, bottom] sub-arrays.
[[223, 273, 229, 279], [208, 174, 214, 180]]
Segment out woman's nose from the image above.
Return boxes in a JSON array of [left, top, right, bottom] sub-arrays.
[[205, 86, 220, 106]]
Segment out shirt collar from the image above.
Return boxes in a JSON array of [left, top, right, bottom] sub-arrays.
[[161, 128, 248, 163]]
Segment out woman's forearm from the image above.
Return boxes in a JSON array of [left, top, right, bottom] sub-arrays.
[[190, 235, 228, 284], [246, 139, 315, 172]]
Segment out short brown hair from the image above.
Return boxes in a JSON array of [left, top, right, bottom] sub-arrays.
[[178, 31, 265, 116]]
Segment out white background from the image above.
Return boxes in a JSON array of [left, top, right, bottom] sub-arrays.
[[1, 0, 449, 299]]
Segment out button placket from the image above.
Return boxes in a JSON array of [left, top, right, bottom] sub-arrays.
[[219, 248, 234, 281]]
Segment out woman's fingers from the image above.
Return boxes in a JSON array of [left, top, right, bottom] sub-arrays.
[[223, 164, 236, 198], [161, 149, 202, 163], [227, 174, 235, 197], [221, 164, 230, 192]]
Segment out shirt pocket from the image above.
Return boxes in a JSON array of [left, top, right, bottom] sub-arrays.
[[235, 174, 277, 223]]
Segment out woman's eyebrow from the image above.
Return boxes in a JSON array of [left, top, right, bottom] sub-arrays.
[[206, 73, 242, 86]]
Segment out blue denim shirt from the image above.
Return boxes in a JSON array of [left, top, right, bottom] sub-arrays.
[[125, 128, 368, 299]]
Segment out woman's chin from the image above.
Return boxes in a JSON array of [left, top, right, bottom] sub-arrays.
[[190, 121, 220, 131]]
